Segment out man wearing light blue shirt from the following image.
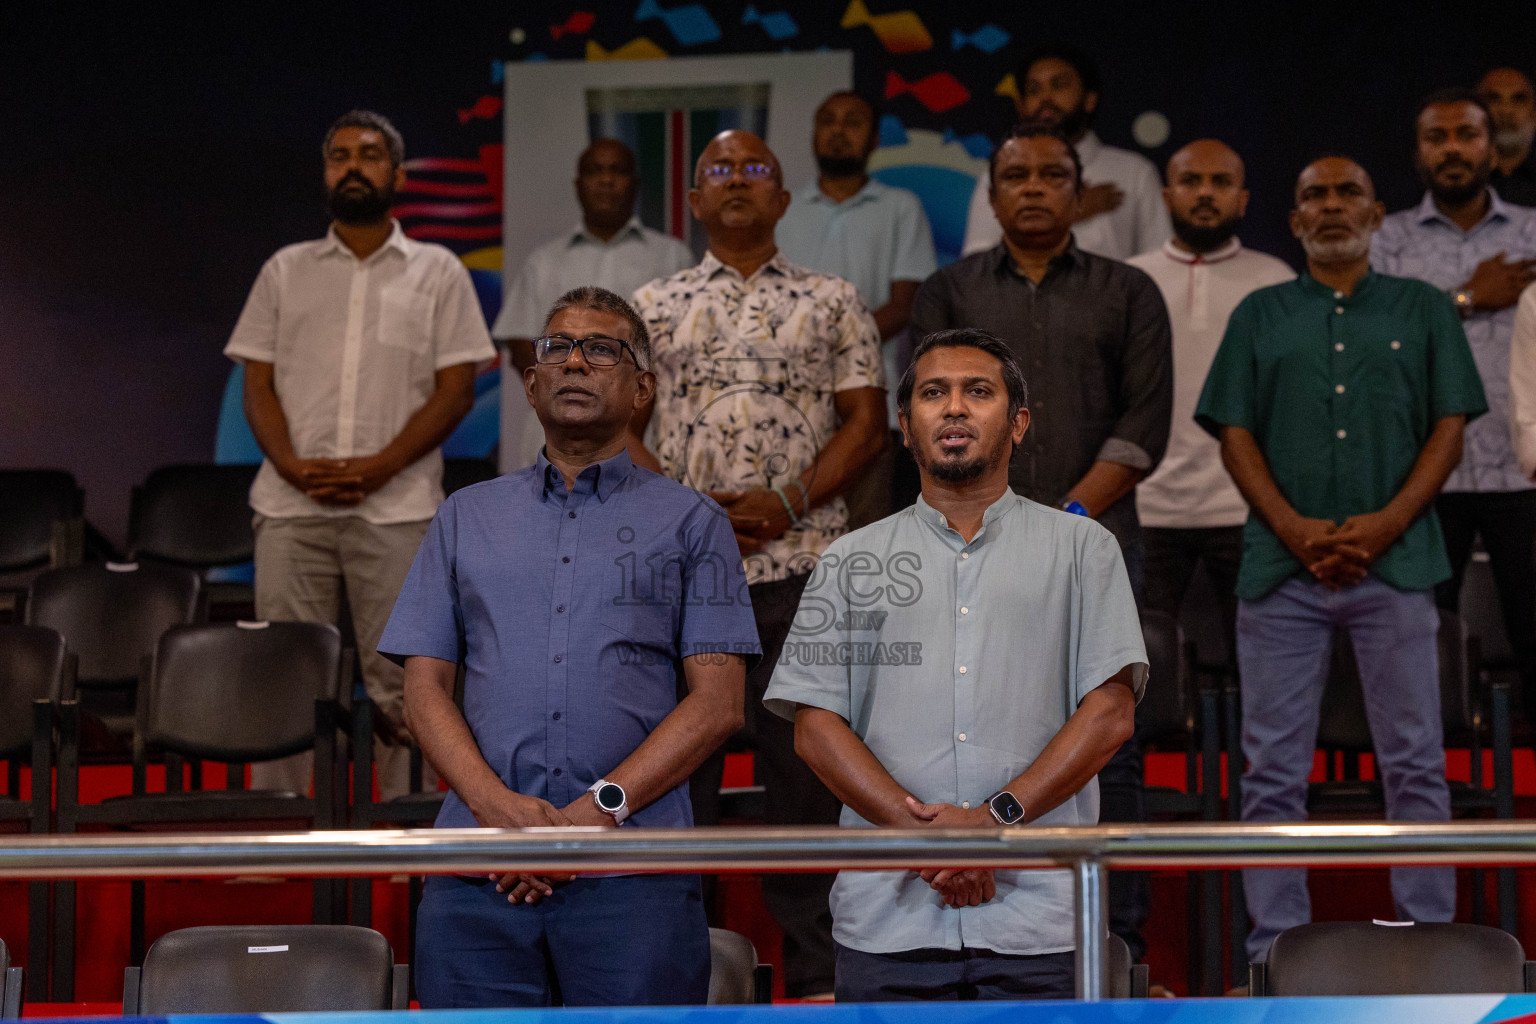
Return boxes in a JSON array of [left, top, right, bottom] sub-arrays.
[[776, 91, 938, 525], [765, 328, 1144, 1001], [1373, 87, 1536, 709]]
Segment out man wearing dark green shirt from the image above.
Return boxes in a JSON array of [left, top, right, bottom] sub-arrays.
[[1196, 157, 1487, 964]]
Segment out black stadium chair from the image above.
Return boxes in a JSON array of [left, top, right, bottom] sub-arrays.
[[1249, 920, 1534, 995], [0, 625, 71, 1001], [0, 937, 24, 1018], [122, 925, 407, 1013], [26, 561, 202, 750], [128, 463, 259, 618], [0, 470, 84, 621], [53, 621, 348, 997], [1107, 932, 1151, 999], [707, 928, 773, 1004]]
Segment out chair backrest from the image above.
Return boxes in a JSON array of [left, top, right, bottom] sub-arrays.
[[1137, 610, 1192, 743], [143, 622, 341, 762], [1318, 610, 1466, 751], [1266, 921, 1526, 995], [0, 625, 68, 758], [25, 562, 202, 686], [0, 470, 83, 573], [135, 925, 396, 1013], [707, 928, 758, 1004], [0, 935, 20, 1019], [1105, 932, 1134, 999], [128, 464, 259, 568]]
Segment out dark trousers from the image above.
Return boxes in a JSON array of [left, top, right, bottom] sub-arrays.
[[834, 943, 1075, 1002], [1142, 525, 1244, 652], [690, 571, 839, 996], [415, 874, 710, 1007], [1434, 491, 1536, 707]]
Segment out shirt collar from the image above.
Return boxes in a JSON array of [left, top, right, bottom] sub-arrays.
[[913, 488, 1019, 545], [799, 177, 887, 207], [1074, 130, 1103, 164], [1161, 236, 1243, 265], [317, 219, 410, 261], [571, 217, 647, 246], [989, 236, 1085, 278], [533, 446, 635, 503], [1413, 189, 1512, 231], [698, 248, 794, 283], [1297, 269, 1379, 302]]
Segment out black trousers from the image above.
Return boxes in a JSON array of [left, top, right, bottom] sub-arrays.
[[689, 571, 838, 996], [834, 943, 1075, 1001], [1434, 491, 1536, 706], [1141, 525, 1244, 657]]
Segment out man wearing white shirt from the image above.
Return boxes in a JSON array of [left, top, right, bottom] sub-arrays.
[[1130, 140, 1294, 640], [961, 45, 1170, 261], [226, 110, 496, 797], [493, 139, 693, 472]]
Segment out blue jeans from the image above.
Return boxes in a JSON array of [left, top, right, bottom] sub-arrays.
[[415, 873, 710, 1007], [1237, 577, 1454, 961]]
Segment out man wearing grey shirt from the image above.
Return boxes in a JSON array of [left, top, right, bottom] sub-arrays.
[[764, 328, 1145, 1001]]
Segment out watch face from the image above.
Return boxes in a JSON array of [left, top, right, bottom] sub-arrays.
[[595, 783, 625, 812], [991, 791, 1024, 824]]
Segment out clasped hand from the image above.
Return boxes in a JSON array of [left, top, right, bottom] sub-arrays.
[[707, 488, 798, 555], [478, 791, 614, 905], [905, 796, 998, 908], [283, 455, 399, 507], [1284, 512, 1402, 590]]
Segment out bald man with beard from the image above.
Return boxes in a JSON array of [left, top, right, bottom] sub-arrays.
[[1197, 157, 1487, 963], [1129, 140, 1293, 653]]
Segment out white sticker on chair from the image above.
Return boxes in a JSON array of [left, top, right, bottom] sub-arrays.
[[105, 561, 140, 573], [247, 945, 289, 953], [236, 620, 271, 630], [1371, 919, 1415, 926]]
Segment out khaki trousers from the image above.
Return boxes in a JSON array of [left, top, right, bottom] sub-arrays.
[[251, 514, 433, 801]]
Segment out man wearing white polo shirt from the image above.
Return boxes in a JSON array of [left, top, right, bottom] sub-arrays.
[[1129, 140, 1293, 639]]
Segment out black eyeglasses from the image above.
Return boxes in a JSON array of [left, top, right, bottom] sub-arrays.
[[533, 334, 641, 368]]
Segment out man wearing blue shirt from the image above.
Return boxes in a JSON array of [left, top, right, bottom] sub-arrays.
[[379, 286, 760, 1008], [1373, 87, 1536, 712]]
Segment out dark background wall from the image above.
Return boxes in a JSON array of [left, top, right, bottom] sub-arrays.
[[1, 1, 1531, 546]]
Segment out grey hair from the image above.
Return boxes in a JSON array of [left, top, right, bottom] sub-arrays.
[[324, 110, 405, 167], [541, 286, 652, 370]]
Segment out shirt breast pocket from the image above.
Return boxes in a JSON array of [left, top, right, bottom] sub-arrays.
[[377, 285, 434, 356]]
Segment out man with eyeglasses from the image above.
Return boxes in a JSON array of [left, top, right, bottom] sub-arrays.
[[631, 129, 886, 999], [381, 286, 760, 1008]]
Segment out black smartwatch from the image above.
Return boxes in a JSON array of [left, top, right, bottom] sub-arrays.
[[987, 790, 1025, 825]]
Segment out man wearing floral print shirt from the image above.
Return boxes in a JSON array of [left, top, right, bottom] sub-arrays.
[[632, 129, 887, 998]]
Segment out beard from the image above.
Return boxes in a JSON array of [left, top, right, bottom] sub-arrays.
[[913, 425, 1012, 483], [1171, 209, 1242, 253], [816, 154, 866, 178], [1418, 156, 1492, 207], [327, 173, 395, 225], [1494, 124, 1536, 159], [1301, 230, 1371, 266]]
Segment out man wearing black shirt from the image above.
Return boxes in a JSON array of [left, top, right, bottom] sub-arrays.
[[1481, 68, 1536, 207], [909, 124, 1172, 965]]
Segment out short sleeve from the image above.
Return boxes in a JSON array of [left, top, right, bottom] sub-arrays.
[[1425, 287, 1489, 423], [432, 257, 497, 369], [762, 548, 853, 721], [378, 499, 465, 666], [1072, 528, 1148, 705], [491, 256, 546, 342], [678, 497, 763, 671], [1194, 294, 1260, 438], [224, 257, 282, 363], [890, 192, 938, 284], [831, 281, 885, 393]]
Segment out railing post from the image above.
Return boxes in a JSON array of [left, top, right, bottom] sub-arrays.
[[1073, 857, 1108, 1001]]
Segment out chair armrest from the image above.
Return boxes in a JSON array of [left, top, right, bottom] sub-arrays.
[[29, 700, 52, 833], [752, 963, 773, 1004], [1130, 963, 1149, 999], [391, 963, 410, 1010], [2, 966, 23, 1018], [1247, 960, 1266, 996], [352, 698, 375, 827], [121, 966, 141, 1015]]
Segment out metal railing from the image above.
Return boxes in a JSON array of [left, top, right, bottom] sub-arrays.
[[4, 820, 1535, 1001]]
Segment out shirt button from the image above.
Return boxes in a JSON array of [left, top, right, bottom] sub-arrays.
[[563, 556, 571, 563], [556, 604, 565, 613], [1336, 429, 1347, 439], [961, 607, 969, 615], [1335, 306, 1345, 314], [1391, 340, 1401, 350], [1335, 384, 1345, 394], [554, 654, 563, 663], [961, 552, 969, 560], [1334, 290, 1345, 299], [958, 666, 967, 674], [552, 712, 561, 720], [1335, 343, 1345, 352], [552, 768, 562, 776], [568, 511, 576, 519], [962, 801, 971, 809], [958, 733, 968, 742]]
